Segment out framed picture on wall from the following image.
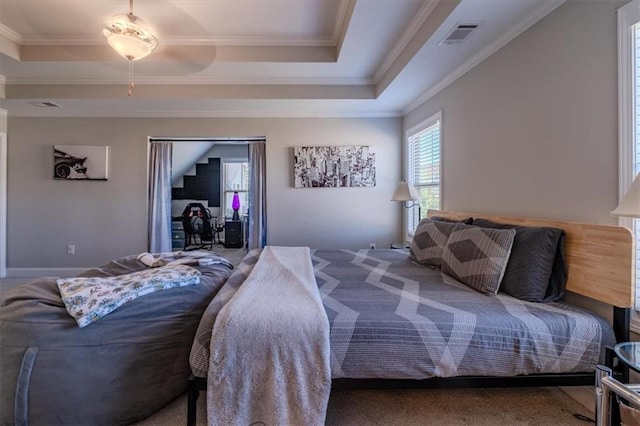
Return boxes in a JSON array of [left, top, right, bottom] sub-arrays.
[[293, 145, 375, 188], [53, 145, 109, 181]]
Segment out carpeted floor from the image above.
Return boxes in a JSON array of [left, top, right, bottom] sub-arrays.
[[134, 386, 594, 426]]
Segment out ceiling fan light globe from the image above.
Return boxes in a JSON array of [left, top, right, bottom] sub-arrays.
[[106, 34, 155, 60], [103, 13, 158, 61]]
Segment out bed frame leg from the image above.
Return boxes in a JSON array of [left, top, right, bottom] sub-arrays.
[[613, 307, 630, 343], [187, 376, 199, 426], [613, 307, 631, 383]]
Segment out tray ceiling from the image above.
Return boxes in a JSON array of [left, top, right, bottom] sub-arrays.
[[0, 0, 565, 117]]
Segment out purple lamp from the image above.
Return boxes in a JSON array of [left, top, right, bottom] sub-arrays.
[[231, 191, 241, 221]]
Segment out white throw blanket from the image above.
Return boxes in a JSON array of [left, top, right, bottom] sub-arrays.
[[207, 246, 331, 426]]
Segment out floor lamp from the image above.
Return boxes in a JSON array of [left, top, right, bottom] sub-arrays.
[[391, 180, 421, 221]]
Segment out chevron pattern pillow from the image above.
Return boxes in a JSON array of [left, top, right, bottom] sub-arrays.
[[410, 219, 459, 268], [442, 224, 516, 296]]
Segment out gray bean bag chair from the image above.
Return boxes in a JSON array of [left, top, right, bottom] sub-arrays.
[[0, 254, 233, 425]]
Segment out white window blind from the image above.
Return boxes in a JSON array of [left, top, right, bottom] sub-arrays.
[[406, 113, 441, 235]]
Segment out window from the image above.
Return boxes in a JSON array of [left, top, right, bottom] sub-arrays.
[[618, 1, 640, 330], [405, 112, 441, 237], [223, 161, 249, 219]]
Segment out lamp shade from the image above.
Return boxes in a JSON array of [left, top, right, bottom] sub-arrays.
[[391, 180, 420, 202], [232, 192, 241, 211], [103, 13, 158, 61], [612, 173, 640, 218]]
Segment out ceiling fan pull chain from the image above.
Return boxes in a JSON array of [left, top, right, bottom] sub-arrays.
[[128, 61, 135, 97]]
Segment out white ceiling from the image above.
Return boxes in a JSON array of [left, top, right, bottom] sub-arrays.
[[0, 0, 565, 117]]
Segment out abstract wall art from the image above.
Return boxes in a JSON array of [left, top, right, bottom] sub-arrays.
[[293, 145, 375, 188]]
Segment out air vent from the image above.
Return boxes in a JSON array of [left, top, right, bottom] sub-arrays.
[[440, 23, 479, 45], [28, 101, 61, 108]]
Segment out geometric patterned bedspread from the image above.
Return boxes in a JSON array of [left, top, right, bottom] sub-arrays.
[[314, 249, 615, 379], [190, 248, 615, 379]]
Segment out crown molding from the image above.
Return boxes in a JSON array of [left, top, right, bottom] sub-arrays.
[[20, 35, 336, 47], [403, 0, 565, 115], [373, 0, 440, 83], [6, 109, 401, 119], [333, 0, 352, 43], [334, 0, 356, 57], [4, 76, 373, 86], [0, 24, 21, 43]]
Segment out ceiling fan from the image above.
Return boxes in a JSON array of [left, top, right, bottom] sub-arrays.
[[9, 0, 219, 94], [102, 0, 158, 95]]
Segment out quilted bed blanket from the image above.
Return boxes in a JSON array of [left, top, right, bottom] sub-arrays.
[[207, 246, 331, 426]]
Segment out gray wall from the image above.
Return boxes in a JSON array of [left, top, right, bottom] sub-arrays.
[[6, 117, 401, 269], [404, 1, 624, 319], [405, 0, 621, 225], [171, 141, 215, 186]]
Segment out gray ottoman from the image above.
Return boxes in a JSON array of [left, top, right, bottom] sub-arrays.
[[0, 255, 232, 426]]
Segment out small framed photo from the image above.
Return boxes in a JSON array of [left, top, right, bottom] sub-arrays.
[[53, 145, 109, 181]]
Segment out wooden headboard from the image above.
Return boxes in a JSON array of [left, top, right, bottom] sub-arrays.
[[428, 210, 635, 308]]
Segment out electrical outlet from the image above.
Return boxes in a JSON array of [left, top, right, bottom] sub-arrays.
[[67, 244, 75, 255], [369, 243, 376, 250]]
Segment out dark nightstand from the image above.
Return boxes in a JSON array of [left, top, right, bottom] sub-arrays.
[[224, 220, 244, 248]]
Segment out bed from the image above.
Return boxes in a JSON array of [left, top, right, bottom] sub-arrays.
[[187, 210, 634, 425], [0, 252, 234, 426]]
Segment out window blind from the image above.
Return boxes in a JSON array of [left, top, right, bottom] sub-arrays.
[[407, 117, 441, 234]]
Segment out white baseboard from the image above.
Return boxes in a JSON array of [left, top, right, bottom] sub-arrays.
[[6, 267, 91, 278]]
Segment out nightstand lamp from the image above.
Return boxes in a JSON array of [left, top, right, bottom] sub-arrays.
[[612, 173, 640, 218], [391, 180, 421, 220]]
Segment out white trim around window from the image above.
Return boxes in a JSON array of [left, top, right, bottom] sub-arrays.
[[222, 159, 249, 220]]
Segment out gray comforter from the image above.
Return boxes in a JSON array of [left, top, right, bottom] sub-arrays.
[[191, 248, 615, 380]]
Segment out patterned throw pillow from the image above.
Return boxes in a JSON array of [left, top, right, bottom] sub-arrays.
[[410, 219, 459, 269], [441, 224, 516, 296]]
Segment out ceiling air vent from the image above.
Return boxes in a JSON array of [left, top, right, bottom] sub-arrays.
[[28, 101, 61, 108], [440, 23, 479, 45]]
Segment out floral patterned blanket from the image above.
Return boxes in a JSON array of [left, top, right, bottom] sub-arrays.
[[57, 264, 201, 328]]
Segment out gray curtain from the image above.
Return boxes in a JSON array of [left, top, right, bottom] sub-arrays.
[[148, 142, 173, 253], [247, 142, 267, 249]]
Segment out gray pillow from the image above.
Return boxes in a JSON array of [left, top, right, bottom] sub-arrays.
[[471, 218, 567, 302], [410, 219, 459, 269], [441, 223, 516, 296]]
